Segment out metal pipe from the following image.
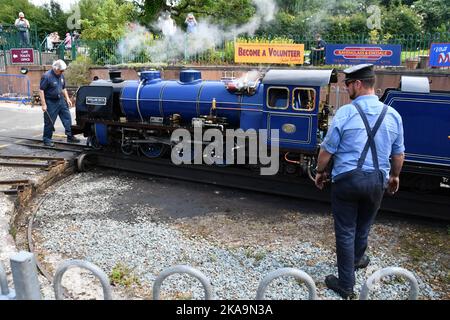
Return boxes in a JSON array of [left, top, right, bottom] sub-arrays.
[[53, 260, 112, 300], [256, 268, 317, 300], [360, 267, 419, 300], [153, 265, 213, 300], [10, 251, 41, 300]]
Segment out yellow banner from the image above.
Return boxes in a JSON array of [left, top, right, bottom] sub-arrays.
[[235, 43, 305, 64]]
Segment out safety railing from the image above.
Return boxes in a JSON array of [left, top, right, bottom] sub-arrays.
[[1, 31, 449, 69], [0, 251, 421, 300], [70, 32, 449, 68], [0, 24, 40, 50]]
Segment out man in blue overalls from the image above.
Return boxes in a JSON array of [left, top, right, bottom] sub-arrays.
[[39, 60, 80, 146], [315, 64, 405, 299]]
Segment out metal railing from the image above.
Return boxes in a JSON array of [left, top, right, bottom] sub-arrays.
[[0, 251, 421, 300], [0, 31, 449, 68], [0, 24, 40, 50]]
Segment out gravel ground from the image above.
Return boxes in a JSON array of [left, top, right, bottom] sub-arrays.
[[32, 170, 449, 300]]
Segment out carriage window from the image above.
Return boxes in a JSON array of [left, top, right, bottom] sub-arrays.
[[267, 87, 289, 109], [292, 88, 316, 111]]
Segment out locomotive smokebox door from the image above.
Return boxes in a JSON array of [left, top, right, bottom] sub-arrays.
[[76, 86, 114, 120]]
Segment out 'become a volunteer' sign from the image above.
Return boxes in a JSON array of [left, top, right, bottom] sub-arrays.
[[235, 43, 305, 65]]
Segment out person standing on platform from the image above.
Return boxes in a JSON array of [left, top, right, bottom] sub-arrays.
[[14, 12, 30, 46], [315, 64, 405, 299]]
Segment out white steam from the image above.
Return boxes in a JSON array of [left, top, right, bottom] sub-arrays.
[[118, 0, 278, 63]]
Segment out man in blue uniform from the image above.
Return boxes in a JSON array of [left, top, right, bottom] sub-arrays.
[[39, 60, 80, 146], [315, 64, 405, 299]]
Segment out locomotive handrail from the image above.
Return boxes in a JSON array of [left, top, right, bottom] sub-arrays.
[[152, 265, 214, 300], [256, 268, 318, 300]]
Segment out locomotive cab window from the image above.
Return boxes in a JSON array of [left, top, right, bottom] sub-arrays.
[[267, 87, 289, 110], [292, 88, 316, 111]]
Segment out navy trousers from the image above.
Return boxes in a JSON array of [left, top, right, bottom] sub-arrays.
[[43, 98, 73, 144], [331, 169, 385, 289]]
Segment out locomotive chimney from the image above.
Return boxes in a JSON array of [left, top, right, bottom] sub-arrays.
[[109, 70, 124, 83]]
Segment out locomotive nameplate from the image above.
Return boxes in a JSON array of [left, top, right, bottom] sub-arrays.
[[86, 96, 107, 106], [150, 117, 164, 124], [282, 124, 297, 134]]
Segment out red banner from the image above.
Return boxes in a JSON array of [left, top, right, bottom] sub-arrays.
[[11, 48, 34, 64]]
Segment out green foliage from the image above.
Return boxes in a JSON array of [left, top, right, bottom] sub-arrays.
[[109, 263, 140, 288], [80, 0, 135, 41], [64, 55, 94, 86], [135, 0, 255, 30], [382, 4, 424, 35], [0, 0, 69, 39], [414, 0, 450, 32]]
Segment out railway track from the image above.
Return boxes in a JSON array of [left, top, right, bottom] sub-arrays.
[[80, 150, 450, 221], [0, 134, 447, 220], [0, 135, 88, 153]]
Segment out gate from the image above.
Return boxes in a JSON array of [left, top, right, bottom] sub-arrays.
[[0, 74, 31, 104]]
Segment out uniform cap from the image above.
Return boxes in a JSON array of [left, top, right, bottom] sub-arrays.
[[343, 64, 375, 81]]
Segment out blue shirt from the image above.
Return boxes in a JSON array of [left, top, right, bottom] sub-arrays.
[[320, 95, 405, 182], [40, 69, 65, 100], [186, 20, 197, 34]]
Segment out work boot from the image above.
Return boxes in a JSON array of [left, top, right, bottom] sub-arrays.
[[67, 136, 81, 143], [325, 275, 355, 300], [355, 255, 370, 270], [43, 141, 55, 147]]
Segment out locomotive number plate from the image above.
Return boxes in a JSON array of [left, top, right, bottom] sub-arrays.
[[282, 124, 297, 134], [86, 96, 107, 106]]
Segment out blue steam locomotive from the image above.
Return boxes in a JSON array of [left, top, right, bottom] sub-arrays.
[[73, 69, 450, 191]]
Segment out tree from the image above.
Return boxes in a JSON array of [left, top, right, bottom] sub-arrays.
[[414, 0, 450, 32], [80, 0, 135, 41], [134, 0, 255, 29], [382, 4, 423, 35], [40, 1, 71, 37]]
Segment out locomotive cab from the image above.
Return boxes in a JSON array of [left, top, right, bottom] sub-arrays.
[[261, 69, 338, 153]]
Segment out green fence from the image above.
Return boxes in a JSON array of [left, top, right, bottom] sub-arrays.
[[71, 32, 449, 68], [1, 29, 449, 68], [0, 24, 40, 50]]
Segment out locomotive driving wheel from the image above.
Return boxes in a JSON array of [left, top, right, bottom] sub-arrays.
[[139, 143, 167, 159], [121, 142, 134, 156], [87, 135, 102, 150]]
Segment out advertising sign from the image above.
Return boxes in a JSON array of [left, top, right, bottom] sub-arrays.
[[429, 43, 450, 67], [325, 44, 402, 66], [11, 48, 34, 64], [235, 43, 305, 65]]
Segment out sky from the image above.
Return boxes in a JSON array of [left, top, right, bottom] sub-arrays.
[[30, 0, 79, 12]]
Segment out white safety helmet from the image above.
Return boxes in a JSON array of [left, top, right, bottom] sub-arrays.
[[52, 60, 67, 71]]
